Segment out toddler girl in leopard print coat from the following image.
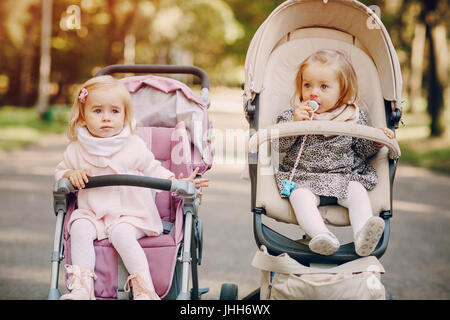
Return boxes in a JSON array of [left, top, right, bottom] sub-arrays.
[[274, 50, 394, 256]]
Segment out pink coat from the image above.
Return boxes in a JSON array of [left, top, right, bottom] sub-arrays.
[[55, 135, 175, 241]]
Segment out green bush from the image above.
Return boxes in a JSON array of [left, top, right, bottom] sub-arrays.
[[399, 137, 450, 175], [0, 106, 70, 151]]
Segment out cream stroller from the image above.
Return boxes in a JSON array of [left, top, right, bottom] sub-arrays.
[[49, 65, 213, 300], [236, 0, 403, 300]]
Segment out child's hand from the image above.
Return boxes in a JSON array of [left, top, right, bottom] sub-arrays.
[[379, 127, 394, 139], [63, 169, 90, 189], [177, 167, 209, 196], [293, 100, 313, 121]]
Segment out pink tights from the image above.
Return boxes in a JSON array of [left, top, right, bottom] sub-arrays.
[[69, 219, 149, 274]]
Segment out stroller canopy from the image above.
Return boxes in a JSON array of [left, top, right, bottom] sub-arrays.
[[243, 0, 402, 110], [121, 75, 213, 173]]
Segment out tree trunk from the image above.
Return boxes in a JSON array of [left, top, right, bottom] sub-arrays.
[[105, 0, 138, 66], [426, 24, 447, 137], [409, 23, 426, 113], [36, 0, 52, 116], [19, 5, 39, 107]]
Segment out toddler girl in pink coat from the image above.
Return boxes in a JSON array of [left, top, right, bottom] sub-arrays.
[[55, 75, 208, 300]]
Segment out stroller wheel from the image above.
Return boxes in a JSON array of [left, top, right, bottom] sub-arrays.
[[220, 283, 238, 300]]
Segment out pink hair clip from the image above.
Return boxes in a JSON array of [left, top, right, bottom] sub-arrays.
[[78, 88, 88, 104]]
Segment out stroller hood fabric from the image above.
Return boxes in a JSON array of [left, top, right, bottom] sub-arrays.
[[243, 0, 402, 110], [121, 75, 213, 174]]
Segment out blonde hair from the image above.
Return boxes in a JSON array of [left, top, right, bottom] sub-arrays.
[[67, 75, 134, 141], [292, 49, 358, 109]]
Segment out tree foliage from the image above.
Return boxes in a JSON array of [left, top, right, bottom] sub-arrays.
[[0, 0, 448, 137]]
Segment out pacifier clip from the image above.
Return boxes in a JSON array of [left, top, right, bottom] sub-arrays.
[[281, 100, 319, 196]]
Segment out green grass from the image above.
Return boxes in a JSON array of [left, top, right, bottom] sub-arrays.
[[396, 110, 450, 175], [0, 105, 70, 151], [399, 136, 450, 175]]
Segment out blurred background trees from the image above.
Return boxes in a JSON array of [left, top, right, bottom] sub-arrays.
[[0, 0, 448, 136], [361, 0, 448, 136]]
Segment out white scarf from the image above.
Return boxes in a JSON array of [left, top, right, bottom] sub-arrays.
[[313, 104, 359, 123], [76, 120, 136, 157]]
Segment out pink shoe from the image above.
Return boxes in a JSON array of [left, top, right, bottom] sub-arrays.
[[60, 265, 97, 300], [124, 270, 160, 300]]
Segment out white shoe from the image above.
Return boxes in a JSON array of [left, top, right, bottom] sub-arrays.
[[309, 232, 340, 255], [354, 217, 385, 256]]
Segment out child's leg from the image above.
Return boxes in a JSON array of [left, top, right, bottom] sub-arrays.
[[338, 181, 385, 256], [289, 188, 339, 255], [337, 181, 374, 237], [289, 187, 328, 237], [109, 223, 148, 274], [70, 218, 97, 270], [60, 218, 97, 300], [110, 223, 159, 300]]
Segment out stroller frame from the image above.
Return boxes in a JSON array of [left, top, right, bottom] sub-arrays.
[[48, 65, 211, 300]]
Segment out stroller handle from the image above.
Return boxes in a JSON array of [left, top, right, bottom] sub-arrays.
[[96, 64, 210, 89], [53, 175, 196, 197]]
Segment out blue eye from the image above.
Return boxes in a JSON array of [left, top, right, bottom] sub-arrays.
[[321, 84, 328, 89], [304, 83, 311, 88], [112, 109, 119, 114], [94, 109, 101, 114]]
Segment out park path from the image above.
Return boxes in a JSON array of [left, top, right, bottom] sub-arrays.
[[0, 88, 449, 299]]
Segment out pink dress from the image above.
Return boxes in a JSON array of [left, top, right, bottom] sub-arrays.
[[55, 134, 175, 241]]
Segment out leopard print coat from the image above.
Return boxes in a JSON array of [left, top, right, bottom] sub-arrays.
[[273, 108, 381, 199]]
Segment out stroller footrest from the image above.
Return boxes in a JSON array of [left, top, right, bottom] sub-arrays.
[[253, 212, 390, 265], [116, 289, 131, 300], [117, 255, 131, 300]]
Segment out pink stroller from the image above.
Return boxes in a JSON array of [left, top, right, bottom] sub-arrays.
[[48, 65, 213, 300]]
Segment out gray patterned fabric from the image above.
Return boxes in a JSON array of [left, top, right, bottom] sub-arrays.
[[273, 109, 381, 199]]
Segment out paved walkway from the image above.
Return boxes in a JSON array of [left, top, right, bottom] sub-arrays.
[[0, 88, 449, 299]]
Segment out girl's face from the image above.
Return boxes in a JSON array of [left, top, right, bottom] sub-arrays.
[[301, 62, 341, 114], [80, 88, 126, 138]]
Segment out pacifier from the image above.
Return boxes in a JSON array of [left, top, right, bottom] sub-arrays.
[[308, 99, 319, 113]]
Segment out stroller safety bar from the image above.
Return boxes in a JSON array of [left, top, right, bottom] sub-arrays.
[[53, 176, 195, 214], [248, 121, 401, 159], [55, 175, 195, 194]]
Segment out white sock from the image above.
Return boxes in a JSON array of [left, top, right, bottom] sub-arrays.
[[289, 187, 330, 238], [69, 218, 97, 270], [337, 181, 373, 238]]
